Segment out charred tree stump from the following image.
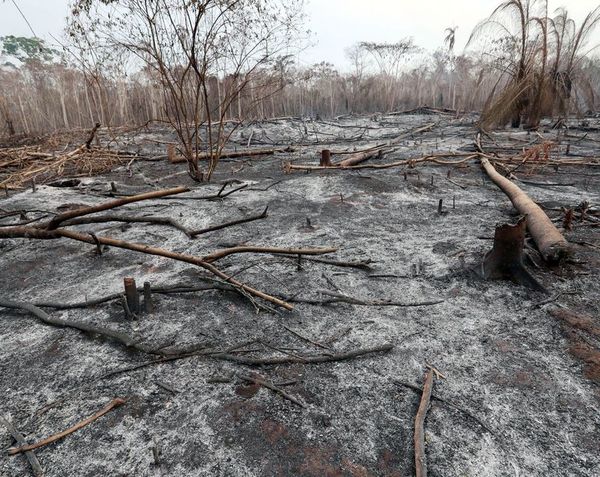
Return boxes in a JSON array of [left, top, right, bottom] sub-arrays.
[[167, 144, 177, 163], [480, 217, 547, 293], [123, 277, 140, 317], [320, 149, 332, 167]]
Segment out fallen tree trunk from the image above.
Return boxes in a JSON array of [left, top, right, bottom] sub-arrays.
[[337, 148, 384, 168], [480, 157, 569, 263]]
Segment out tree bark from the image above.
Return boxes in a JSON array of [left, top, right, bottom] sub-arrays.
[[480, 157, 569, 263], [480, 217, 547, 293]]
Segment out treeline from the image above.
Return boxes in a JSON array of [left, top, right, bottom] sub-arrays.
[[1, 43, 599, 137]]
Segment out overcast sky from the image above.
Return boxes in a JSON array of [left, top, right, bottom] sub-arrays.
[[1, 0, 600, 69]]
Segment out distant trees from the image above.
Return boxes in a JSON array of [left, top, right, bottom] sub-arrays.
[[3, 2, 600, 139]]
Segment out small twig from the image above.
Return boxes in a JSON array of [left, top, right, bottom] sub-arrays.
[[0, 416, 44, 476], [283, 325, 331, 351], [8, 398, 126, 455], [189, 206, 269, 237], [426, 364, 447, 380], [237, 373, 305, 407]]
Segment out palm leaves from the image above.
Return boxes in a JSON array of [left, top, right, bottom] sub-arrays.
[[471, 0, 600, 129]]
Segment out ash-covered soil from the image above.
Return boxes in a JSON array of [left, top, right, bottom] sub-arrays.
[[1, 113, 599, 476]]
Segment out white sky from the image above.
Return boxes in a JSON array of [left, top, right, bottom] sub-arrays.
[[1, 0, 600, 69]]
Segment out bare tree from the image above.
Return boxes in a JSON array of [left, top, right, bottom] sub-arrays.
[[358, 39, 418, 110], [69, 0, 306, 181]]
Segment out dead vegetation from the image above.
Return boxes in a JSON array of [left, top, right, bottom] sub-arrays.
[[1, 110, 599, 476], [1, 0, 600, 475], [470, 0, 600, 129]]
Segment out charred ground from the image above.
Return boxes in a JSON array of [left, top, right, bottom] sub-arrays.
[[1, 113, 599, 476]]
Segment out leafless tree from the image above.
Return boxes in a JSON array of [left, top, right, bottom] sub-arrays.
[[69, 0, 306, 181]]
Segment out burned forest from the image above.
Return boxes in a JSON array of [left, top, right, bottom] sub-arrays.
[[1, 0, 600, 476]]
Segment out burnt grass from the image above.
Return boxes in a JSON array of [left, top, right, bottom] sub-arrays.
[[1, 113, 600, 476]]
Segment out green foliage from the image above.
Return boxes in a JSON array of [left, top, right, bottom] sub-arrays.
[[0, 36, 61, 63]]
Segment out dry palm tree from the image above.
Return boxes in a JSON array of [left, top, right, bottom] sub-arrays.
[[470, 0, 600, 129]]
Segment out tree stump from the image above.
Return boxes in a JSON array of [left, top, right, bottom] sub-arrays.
[[480, 217, 547, 293], [320, 149, 332, 167]]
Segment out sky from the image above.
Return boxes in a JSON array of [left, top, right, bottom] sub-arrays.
[[1, 0, 600, 70]]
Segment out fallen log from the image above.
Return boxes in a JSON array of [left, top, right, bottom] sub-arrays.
[[337, 148, 384, 168], [480, 157, 569, 263], [168, 147, 294, 164]]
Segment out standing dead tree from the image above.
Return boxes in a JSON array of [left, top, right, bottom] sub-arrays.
[[69, 0, 306, 181]]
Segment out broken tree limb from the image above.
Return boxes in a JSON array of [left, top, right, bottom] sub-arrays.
[[195, 343, 394, 366], [97, 344, 394, 381], [479, 217, 548, 293], [414, 369, 434, 477], [203, 246, 337, 263], [53, 229, 296, 310], [480, 158, 569, 262], [47, 186, 189, 230], [0, 300, 155, 353], [62, 215, 192, 238], [0, 417, 44, 476], [289, 290, 445, 308], [8, 398, 126, 456], [168, 147, 294, 164], [85, 122, 101, 150], [188, 206, 269, 237]]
